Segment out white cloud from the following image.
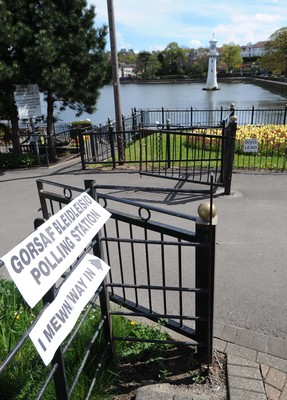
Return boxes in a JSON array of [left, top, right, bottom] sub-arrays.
[[148, 44, 167, 52], [115, 32, 132, 51], [189, 39, 202, 48], [89, 0, 287, 50], [214, 10, 286, 45]]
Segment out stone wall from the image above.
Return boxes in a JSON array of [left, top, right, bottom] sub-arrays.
[[253, 78, 287, 96]]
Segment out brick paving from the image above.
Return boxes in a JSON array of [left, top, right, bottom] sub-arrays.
[[214, 322, 287, 400]]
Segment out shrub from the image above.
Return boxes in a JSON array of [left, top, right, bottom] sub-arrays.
[[0, 153, 38, 169], [70, 120, 92, 128]]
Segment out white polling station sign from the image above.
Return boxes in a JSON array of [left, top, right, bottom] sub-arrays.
[[0, 193, 111, 308], [29, 254, 110, 366]]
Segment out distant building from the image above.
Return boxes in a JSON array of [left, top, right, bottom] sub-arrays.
[[119, 64, 136, 78], [240, 41, 268, 58]]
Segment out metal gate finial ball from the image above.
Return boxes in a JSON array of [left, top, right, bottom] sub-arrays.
[[197, 202, 217, 222]]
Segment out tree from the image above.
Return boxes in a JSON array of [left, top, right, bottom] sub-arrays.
[[190, 48, 209, 78], [135, 51, 161, 79], [160, 42, 188, 76], [260, 27, 287, 75], [136, 51, 151, 78], [0, 0, 109, 162], [220, 43, 243, 74], [0, 1, 28, 156], [118, 49, 137, 65], [148, 52, 161, 78]]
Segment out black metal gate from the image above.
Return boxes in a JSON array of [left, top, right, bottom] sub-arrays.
[[139, 122, 236, 194], [36, 178, 217, 364], [93, 181, 217, 363]]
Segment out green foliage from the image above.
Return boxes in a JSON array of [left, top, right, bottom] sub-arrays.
[[0, 152, 38, 169], [113, 317, 170, 361], [192, 371, 206, 383], [220, 43, 243, 73], [118, 48, 137, 65], [160, 42, 188, 76], [0, 277, 173, 399], [71, 120, 92, 128], [260, 27, 287, 75], [0, 280, 47, 400], [0, 0, 109, 156], [0, 278, 113, 399]]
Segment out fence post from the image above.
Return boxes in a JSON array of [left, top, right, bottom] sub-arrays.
[[132, 108, 137, 131], [223, 121, 237, 195], [84, 180, 114, 358], [90, 129, 96, 161], [251, 105, 255, 125], [34, 218, 69, 400], [161, 106, 165, 127], [78, 133, 86, 170], [195, 202, 217, 364], [284, 105, 287, 125], [166, 116, 171, 168], [44, 286, 69, 400], [108, 119, 116, 169], [122, 113, 125, 132]]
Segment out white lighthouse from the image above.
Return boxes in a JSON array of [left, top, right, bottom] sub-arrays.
[[204, 35, 219, 90]]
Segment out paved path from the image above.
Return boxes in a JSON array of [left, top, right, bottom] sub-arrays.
[[0, 159, 287, 399]]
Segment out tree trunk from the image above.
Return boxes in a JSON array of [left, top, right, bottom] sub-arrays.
[[7, 89, 22, 157], [46, 90, 57, 163]]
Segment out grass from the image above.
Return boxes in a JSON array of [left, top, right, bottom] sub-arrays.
[[0, 279, 110, 399], [0, 279, 182, 399]]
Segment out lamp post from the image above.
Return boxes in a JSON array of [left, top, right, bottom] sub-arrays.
[[106, 0, 125, 163]]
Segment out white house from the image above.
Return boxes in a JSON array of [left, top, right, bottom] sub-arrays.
[[240, 41, 268, 58], [119, 64, 136, 78]]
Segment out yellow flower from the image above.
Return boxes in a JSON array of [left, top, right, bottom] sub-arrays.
[[14, 312, 21, 320]]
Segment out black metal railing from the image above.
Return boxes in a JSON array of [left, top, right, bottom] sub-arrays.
[[78, 107, 287, 173], [38, 178, 216, 364], [2, 106, 287, 171], [0, 177, 217, 398], [128, 105, 287, 127], [0, 181, 112, 400], [138, 125, 225, 187], [0, 123, 80, 166], [78, 122, 237, 195]]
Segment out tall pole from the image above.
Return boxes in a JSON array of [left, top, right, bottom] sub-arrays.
[[106, 0, 125, 163]]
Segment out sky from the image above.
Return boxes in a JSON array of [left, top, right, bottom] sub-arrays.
[[89, 0, 287, 52]]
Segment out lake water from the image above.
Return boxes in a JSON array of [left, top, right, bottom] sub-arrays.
[[50, 82, 287, 125]]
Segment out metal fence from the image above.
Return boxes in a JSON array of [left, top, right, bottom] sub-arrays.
[[138, 124, 236, 194], [2, 106, 287, 171], [79, 106, 287, 173], [0, 123, 79, 166], [127, 105, 287, 128], [0, 177, 217, 398], [0, 181, 112, 400]]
